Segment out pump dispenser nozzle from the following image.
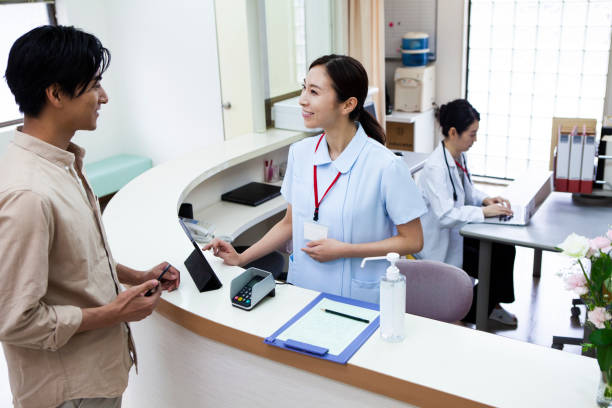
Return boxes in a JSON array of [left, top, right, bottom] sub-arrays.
[[361, 252, 400, 279]]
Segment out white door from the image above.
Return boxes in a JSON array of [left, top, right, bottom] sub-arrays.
[[215, 0, 265, 139]]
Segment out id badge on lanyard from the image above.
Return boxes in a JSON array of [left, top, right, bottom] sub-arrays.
[[304, 220, 328, 241], [304, 134, 339, 241]]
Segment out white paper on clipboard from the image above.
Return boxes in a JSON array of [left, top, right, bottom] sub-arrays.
[[276, 297, 379, 356]]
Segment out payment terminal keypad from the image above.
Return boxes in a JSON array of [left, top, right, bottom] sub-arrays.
[[232, 275, 264, 308]]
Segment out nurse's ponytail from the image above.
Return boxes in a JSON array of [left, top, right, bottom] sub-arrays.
[[309, 55, 385, 145], [357, 107, 385, 145]]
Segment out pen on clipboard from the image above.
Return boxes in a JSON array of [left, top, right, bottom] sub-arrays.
[[321, 308, 370, 323]]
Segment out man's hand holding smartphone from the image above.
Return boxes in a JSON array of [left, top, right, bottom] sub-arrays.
[[144, 263, 178, 296]]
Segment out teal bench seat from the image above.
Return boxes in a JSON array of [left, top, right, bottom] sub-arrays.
[[84, 154, 152, 197]]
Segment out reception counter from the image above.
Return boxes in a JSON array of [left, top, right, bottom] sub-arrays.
[[102, 130, 599, 408]]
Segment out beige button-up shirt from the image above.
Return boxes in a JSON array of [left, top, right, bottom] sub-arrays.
[[0, 130, 134, 408]]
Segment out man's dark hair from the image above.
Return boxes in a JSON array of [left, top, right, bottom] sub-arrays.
[[4, 25, 110, 117]]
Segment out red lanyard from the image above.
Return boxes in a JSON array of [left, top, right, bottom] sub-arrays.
[[455, 159, 468, 176], [313, 134, 341, 221]]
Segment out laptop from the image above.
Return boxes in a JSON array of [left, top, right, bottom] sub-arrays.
[[483, 170, 552, 226], [483, 204, 528, 226], [221, 182, 281, 206]]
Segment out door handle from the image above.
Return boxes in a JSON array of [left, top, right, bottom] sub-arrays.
[[222, 102, 232, 109]]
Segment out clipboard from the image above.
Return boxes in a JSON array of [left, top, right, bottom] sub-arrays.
[[264, 293, 380, 364]]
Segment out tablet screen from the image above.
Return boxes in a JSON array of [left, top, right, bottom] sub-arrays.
[[178, 218, 222, 292]]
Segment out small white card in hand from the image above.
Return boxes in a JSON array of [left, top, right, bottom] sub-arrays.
[[304, 221, 328, 241]]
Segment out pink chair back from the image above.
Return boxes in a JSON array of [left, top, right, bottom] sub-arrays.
[[396, 259, 473, 323]]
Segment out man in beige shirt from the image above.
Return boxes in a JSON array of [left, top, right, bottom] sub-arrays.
[[0, 26, 180, 408]]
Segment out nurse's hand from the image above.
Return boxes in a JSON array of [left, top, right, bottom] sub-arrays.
[[302, 239, 346, 262], [482, 203, 514, 218], [483, 196, 511, 208], [202, 238, 242, 266]]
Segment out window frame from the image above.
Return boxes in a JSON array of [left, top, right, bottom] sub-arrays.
[[0, 0, 56, 129], [464, 0, 611, 180]]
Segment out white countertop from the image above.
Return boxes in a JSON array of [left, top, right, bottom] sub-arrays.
[[103, 129, 599, 407]]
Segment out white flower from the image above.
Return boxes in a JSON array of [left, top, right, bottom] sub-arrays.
[[558, 233, 591, 258], [588, 307, 612, 329]]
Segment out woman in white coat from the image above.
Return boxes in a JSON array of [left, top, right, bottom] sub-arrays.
[[416, 99, 518, 326]]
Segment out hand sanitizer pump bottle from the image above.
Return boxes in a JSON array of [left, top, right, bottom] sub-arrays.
[[360, 253, 406, 342]]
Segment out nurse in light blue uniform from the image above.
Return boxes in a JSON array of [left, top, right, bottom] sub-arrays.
[[204, 55, 426, 303], [282, 123, 425, 303]]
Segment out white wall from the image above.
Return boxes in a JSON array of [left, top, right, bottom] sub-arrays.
[[55, 0, 119, 164], [265, 0, 298, 98], [435, 0, 469, 106], [305, 0, 332, 67], [14, 0, 225, 166]]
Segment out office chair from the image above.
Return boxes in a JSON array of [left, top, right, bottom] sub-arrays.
[[396, 259, 473, 323]]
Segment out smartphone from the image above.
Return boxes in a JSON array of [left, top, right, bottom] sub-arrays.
[[144, 264, 171, 297]]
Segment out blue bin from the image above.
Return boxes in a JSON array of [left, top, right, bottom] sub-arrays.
[[401, 49, 429, 67], [402, 32, 429, 51]]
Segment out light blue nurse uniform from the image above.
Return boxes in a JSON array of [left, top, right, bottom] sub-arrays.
[[281, 123, 427, 304]]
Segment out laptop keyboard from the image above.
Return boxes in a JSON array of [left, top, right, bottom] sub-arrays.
[[483, 204, 527, 225]]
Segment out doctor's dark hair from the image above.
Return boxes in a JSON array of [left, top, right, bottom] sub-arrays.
[[309, 55, 385, 145], [436, 99, 480, 138], [5, 25, 110, 117]]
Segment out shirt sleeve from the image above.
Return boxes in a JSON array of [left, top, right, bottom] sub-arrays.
[[470, 187, 489, 206], [381, 158, 427, 225], [419, 164, 485, 227], [0, 190, 82, 351], [280, 144, 295, 204]]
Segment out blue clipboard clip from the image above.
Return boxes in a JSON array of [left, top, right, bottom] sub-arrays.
[[264, 292, 380, 364], [284, 339, 329, 356]]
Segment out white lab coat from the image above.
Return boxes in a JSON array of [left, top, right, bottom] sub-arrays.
[[415, 142, 488, 267]]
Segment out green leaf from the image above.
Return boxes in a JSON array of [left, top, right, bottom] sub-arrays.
[[590, 328, 612, 346], [605, 278, 612, 294], [597, 344, 612, 372], [592, 255, 612, 289], [583, 343, 595, 352]]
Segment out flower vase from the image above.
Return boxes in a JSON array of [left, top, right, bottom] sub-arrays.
[[598, 371, 612, 407]]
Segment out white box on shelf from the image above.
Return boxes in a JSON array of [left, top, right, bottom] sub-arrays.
[[271, 96, 319, 133], [272, 87, 379, 132]]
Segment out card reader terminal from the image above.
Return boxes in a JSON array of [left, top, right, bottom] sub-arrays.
[[233, 276, 263, 307], [230, 267, 275, 310]]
